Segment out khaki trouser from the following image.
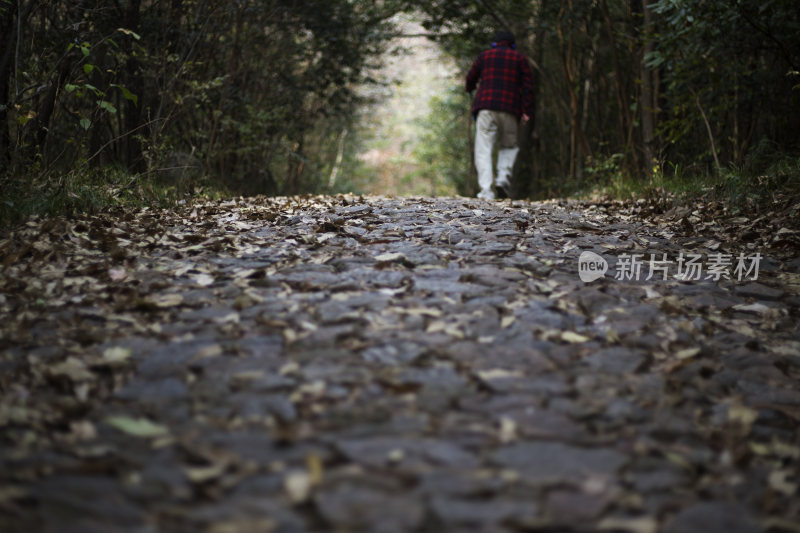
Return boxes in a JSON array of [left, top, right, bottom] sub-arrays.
[[474, 109, 520, 200]]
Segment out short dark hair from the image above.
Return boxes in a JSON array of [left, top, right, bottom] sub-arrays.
[[493, 30, 515, 44]]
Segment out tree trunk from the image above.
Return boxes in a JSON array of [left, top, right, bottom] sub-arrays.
[[556, 0, 592, 181], [513, 2, 544, 199], [0, 0, 17, 176], [123, 0, 145, 172], [599, 0, 640, 176], [529, 0, 545, 195], [33, 58, 72, 164], [286, 136, 305, 195], [88, 44, 109, 166], [221, 3, 245, 183], [692, 89, 721, 171], [639, 0, 657, 175]]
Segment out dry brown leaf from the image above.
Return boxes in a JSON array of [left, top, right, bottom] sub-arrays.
[[597, 516, 658, 533], [674, 347, 701, 360], [49, 357, 94, 382], [151, 293, 184, 308], [284, 471, 313, 503], [184, 463, 228, 484], [108, 267, 128, 282], [101, 347, 132, 366], [768, 470, 798, 496], [561, 331, 590, 343]]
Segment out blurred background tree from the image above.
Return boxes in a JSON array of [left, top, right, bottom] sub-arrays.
[[0, 0, 401, 222], [405, 0, 799, 198], [1, 0, 798, 224]]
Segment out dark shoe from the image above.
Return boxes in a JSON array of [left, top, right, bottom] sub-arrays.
[[495, 181, 511, 199]]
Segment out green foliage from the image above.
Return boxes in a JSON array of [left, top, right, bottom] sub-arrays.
[[1, 0, 401, 220], [402, 0, 800, 200], [3, 0, 798, 214], [0, 163, 216, 228], [410, 87, 473, 196], [580, 147, 800, 216], [650, 0, 800, 168], [584, 153, 625, 186], [715, 146, 800, 210]]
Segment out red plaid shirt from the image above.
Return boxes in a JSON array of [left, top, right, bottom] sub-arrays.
[[465, 43, 534, 119]]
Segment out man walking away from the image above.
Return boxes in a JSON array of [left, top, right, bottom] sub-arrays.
[[466, 30, 534, 200]]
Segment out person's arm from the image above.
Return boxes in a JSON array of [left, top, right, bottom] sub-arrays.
[[465, 55, 482, 93], [519, 56, 534, 122]]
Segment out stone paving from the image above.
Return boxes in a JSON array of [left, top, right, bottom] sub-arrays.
[[1, 195, 798, 532]]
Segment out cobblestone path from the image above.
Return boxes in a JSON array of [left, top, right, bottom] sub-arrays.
[[1, 195, 798, 532]]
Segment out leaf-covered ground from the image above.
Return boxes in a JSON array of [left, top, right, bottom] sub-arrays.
[[1, 194, 799, 532]]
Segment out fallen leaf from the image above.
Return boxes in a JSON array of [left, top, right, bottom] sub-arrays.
[[279, 362, 300, 376], [426, 320, 447, 334], [306, 453, 324, 485], [208, 518, 277, 533], [194, 344, 224, 360], [101, 346, 132, 366], [49, 357, 94, 381], [477, 369, 524, 381], [499, 416, 518, 443], [561, 331, 590, 343], [375, 252, 407, 262], [728, 404, 758, 432], [387, 448, 405, 463], [151, 293, 184, 308], [768, 470, 798, 496], [184, 463, 227, 484], [501, 316, 516, 329], [284, 470, 313, 503], [762, 519, 800, 533], [214, 312, 240, 324], [230, 370, 265, 387], [674, 347, 700, 360], [605, 329, 621, 343], [597, 516, 658, 533], [732, 303, 772, 315], [233, 268, 259, 279], [105, 415, 169, 438], [642, 286, 661, 299], [75, 383, 90, 402], [69, 420, 97, 440], [771, 440, 800, 459], [396, 307, 443, 318], [0, 485, 29, 506], [425, 321, 464, 338], [233, 294, 256, 310], [108, 267, 127, 282], [193, 273, 215, 286]]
